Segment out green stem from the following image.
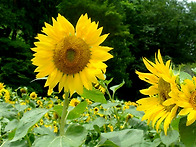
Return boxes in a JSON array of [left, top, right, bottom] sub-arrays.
[[26, 134, 31, 147], [59, 92, 69, 136]]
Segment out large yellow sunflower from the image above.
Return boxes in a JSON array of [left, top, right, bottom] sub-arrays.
[[31, 14, 113, 95], [176, 77, 196, 126], [136, 50, 178, 135]]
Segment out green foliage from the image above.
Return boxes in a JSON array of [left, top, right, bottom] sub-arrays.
[[81, 88, 107, 103], [179, 117, 196, 147], [33, 124, 87, 147], [99, 129, 144, 146], [0, 0, 196, 100]]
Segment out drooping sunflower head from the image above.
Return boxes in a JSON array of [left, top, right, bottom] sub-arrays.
[[136, 50, 178, 135], [31, 14, 113, 95], [177, 77, 196, 126]]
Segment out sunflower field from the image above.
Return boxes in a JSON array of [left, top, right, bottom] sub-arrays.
[[0, 0, 196, 147]]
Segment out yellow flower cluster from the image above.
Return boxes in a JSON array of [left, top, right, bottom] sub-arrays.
[[136, 50, 196, 135]]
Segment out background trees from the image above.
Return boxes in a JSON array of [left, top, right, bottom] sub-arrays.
[[0, 0, 195, 101]]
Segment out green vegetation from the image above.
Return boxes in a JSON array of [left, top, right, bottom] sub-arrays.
[[0, 0, 195, 100]]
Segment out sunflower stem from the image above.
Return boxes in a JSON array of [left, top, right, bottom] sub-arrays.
[[59, 92, 69, 136]]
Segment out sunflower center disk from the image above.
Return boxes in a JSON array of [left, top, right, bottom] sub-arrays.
[[190, 91, 196, 110], [158, 78, 171, 103], [53, 36, 91, 74]]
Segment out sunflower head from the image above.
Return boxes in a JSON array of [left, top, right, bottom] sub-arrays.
[[32, 14, 113, 96], [30, 92, 37, 100], [177, 77, 196, 126], [136, 50, 178, 135], [69, 98, 80, 107]]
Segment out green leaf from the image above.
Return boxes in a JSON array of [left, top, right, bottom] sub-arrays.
[[67, 100, 88, 119], [33, 126, 55, 136], [152, 138, 161, 147], [1, 139, 27, 147], [160, 129, 179, 146], [11, 108, 48, 142], [83, 117, 106, 130], [99, 78, 113, 88], [99, 140, 119, 147], [53, 105, 63, 116], [179, 116, 196, 147], [81, 88, 107, 103], [179, 71, 192, 83], [110, 80, 125, 97], [15, 104, 28, 112], [100, 129, 143, 147], [5, 119, 19, 132], [101, 102, 119, 109], [33, 124, 87, 147], [0, 103, 17, 119], [125, 105, 144, 117]]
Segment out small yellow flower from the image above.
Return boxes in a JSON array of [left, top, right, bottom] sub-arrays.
[[107, 124, 113, 132], [53, 125, 58, 133], [123, 105, 129, 110], [93, 107, 99, 114], [53, 112, 58, 120], [0, 83, 5, 90], [39, 119, 44, 126], [69, 98, 80, 107], [20, 87, 27, 94], [30, 92, 37, 100], [126, 114, 134, 122], [37, 100, 43, 106], [86, 99, 92, 105], [20, 102, 26, 105]]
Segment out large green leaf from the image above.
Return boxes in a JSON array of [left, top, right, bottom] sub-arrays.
[[81, 88, 107, 103], [179, 116, 196, 147], [53, 105, 63, 116], [99, 129, 143, 147], [0, 103, 17, 119], [4, 119, 19, 132], [1, 139, 27, 147], [160, 129, 179, 146], [67, 100, 88, 119], [11, 108, 48, 142], [33, 124, 87, 147], [14, 104, 28, 112]]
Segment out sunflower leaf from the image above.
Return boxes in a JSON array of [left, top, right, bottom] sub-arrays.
[[110, 80, 125, 98], [81, 88, 107, 103], [32, 124, 87, 147], [11, 108, 48, 142], [179, 116, 196, 147], [160, 129, 179, 146], [67, 100, 88, 119]]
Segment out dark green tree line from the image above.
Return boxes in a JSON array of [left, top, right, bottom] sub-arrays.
[[0, 0, 195, 100]]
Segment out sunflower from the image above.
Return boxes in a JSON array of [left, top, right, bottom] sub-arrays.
[[31, 14, 113, 95], [30, 92, 37, 100], [136, 50, 178, 135], [175, 77, 196, 126], [69, 98, 80, 107]]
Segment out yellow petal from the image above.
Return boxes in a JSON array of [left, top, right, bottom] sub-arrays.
[[156, 112, 168, 132], [163, 105, 178, 135], [186, 110, 196, 126], [178, 108, 192, 115]]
